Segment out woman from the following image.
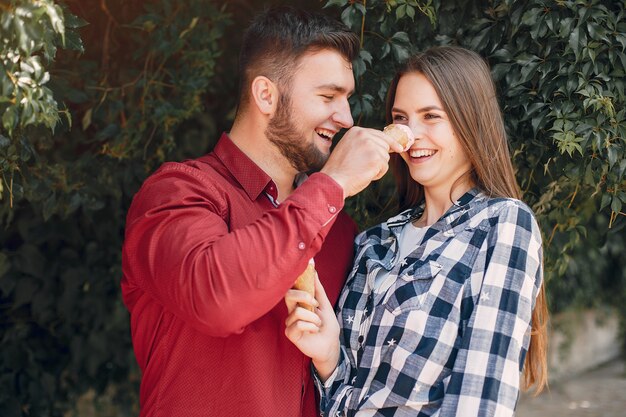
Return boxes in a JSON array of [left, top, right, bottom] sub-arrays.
[[285, 46, 548, 417]]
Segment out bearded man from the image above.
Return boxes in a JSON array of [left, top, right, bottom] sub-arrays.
[[121, 6, 401, 417]]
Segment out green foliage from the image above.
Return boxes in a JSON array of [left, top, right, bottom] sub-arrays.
[[0, 0, 72, 134], [0, 1, 231, 415], [328, 0, 626, 314], [459, 0, 626, 281], [0, 0, 83, 208]]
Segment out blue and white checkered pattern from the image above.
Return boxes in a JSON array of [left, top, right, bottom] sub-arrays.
[[315, 188, 543, 417]]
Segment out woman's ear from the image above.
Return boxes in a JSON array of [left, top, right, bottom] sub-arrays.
[[250, 76, 278, 116]]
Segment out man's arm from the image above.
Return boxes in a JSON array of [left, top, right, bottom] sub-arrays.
[[122, 168, 342, 337]]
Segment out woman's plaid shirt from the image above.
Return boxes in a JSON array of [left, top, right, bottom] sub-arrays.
[[315, 189, 543, 417]]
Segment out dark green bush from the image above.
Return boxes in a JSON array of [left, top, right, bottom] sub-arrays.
[[1, 1, 230, 415], [330, 0, 626, 309], [0, 0, 624, 415]]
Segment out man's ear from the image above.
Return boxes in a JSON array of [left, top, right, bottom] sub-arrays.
[[250, 76, 278, 116]]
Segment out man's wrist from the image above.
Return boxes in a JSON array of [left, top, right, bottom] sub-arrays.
[[318, 170, 347, 200]]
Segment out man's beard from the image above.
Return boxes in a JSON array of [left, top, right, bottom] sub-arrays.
[[265, 92, 328, 173]]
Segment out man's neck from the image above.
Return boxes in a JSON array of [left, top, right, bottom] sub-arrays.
[[229, 121, 298, 202]]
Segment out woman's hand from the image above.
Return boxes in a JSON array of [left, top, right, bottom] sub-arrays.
[[285, 274, 340, 381]]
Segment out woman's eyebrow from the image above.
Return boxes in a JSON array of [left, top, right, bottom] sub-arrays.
[[391, 105, 444, 113], [417, 105, 444, 112]]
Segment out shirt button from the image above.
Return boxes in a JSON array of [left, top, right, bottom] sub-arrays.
[[298, 242, 306, 250], [328, 205, 337, 214]]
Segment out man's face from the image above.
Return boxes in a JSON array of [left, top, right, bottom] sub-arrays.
[[266, 49, 355, 172]]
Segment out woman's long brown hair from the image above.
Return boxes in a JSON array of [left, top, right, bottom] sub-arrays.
[[386, 46, 548, 393]]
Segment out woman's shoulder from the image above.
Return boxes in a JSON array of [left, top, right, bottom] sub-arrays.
[[483, 196, 534, 213], [483, 196, 537, 219], [461, 194, 539, 232], [475, 196, 542, 240], [464, 193, 534, 218]]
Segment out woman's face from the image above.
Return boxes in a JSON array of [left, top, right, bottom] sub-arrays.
[[391, 72, 472, 194]]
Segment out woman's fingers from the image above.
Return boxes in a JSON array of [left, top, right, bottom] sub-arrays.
[[285, 319, 320, 339], [285, 288, 318, 313], [285, 306, 322, 328]]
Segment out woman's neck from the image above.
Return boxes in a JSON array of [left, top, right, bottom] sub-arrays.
[[416, 181, 473, 227]]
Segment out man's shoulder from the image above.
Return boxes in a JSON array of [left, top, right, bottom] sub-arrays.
[[152, 152, 221, 180], [128, 153, 233, 214], [137, 151, 239, 195]]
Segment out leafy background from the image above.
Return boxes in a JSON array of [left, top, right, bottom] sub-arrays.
[[0, 0, 624, 415]]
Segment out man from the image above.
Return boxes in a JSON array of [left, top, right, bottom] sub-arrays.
[[121, 6, 402, 417]]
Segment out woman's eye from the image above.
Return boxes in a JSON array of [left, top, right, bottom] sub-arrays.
[[392, 114, 407, 122], [425, 113, 440, 120], [321, 95, 334, 100]]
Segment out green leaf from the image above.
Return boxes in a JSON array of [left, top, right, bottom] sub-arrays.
[[64, 30, 84, 52], [491, 63, 511, 81], [63, 12, 89, 29], [611, 196, 622, 214], [42, 192, 57, 221], [390, 31, 410, 44], [619, 159, 626, 180], [568, 26, 581, 60], [531, 110, 549, 136], [406, 6, 416, 20], [353, 57, 366, 77], [381, 42, 391, 59], [391, 43, 410, 62], [607, 145, 617, 167], [615, 51, 626, 72], [0, 134, 10, 148], [340, 5, 361, 28], [396, 5, 406, 20], [360, 49, 373, 65], [44, 2, 65, 41], [600, 193, 612, 211], [521, 8, 540, 26], [324, 0, 349, 8], [82, 108, 92, 131], [559, 17, 574, 38], [2, 107, 18, 135]]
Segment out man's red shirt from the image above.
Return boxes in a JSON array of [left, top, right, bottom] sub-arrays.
[[121, 133, 357, 416]]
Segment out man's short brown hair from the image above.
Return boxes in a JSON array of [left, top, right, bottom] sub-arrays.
[[237, 6, 359, 108]]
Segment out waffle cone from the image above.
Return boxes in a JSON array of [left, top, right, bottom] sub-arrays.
[[293, 260, 316, 312]]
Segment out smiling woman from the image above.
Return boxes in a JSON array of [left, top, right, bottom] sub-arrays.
[[284, 46, 549, 417], [391, 71, 472, 198]]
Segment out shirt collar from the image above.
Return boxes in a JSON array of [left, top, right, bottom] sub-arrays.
[[213, 132, 274, 201], [387, 187, 485, 229]]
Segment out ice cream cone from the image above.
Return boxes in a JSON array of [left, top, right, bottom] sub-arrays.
[[293, 259, 316, 312], [383, 124, 415, 152]]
